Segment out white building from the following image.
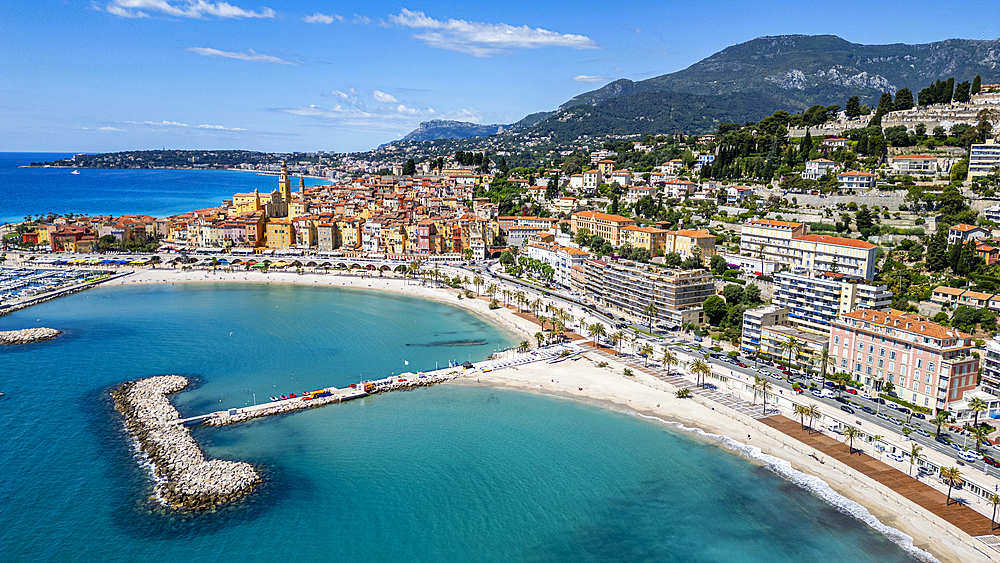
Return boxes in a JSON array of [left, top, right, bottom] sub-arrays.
[[969, 139, 1000, 178], [741, 304, 788, 353], [890, 154, 950, 175], [524, 241, 591, 289], [837, 171, 876, 191], [773, 271, 892, 335], [739, 219, 879, 280], [802, 158, 838, 180]]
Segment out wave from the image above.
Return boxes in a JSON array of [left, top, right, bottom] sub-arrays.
[[619, 408, 941, 563]]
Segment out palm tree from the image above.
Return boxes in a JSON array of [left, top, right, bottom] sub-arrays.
[[639, 343, 654, 367], [552, 320, 565, 343], [689, 358, 712, 388], [843, 425, 861, 455], [408, 259, 422, 280], [517, 340, 530, 353], [642, 301, 658, 329], [630, 329, 640, 355], [588, 322, 606, 347], [758, 376, 773, 415], [531, 297, 543, 316], [537, 315, 548, 331], [534, 331, 545, 348], [807, 404, 821, 430], [473, 274, 484, 296], [818, 347, 835, 384], [969, 397, 989, 427], [941, 467, 963, 505], [794, 404, 809, 430], [515, 291, 527, 312], [501, 289, 511, 306], [933, 412, 950, 437], [751, 374, 765, 404], [969, 424, 991, 453], [486, 283, 498, 299], [661, 348, 678, 377], [989, 493, 1000, 531], [611, 330, 626, 355], [908, 443, 923, 477], [780, 336, 803, 371]]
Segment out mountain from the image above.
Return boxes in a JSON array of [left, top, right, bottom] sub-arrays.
[[400, 119, 507, 142], [538, 35, 1000, 137]]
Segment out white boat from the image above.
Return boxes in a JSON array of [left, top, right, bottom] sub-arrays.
[[71, 170, 80, 175]]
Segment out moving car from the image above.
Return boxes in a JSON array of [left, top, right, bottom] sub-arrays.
[[861, 406, 876, 415], [840, 405, 855, 414]]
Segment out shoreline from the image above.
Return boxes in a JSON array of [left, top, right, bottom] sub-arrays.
[[34, 267, 998, 562]]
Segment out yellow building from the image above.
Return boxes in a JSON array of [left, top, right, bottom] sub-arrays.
[[570, 211, 636, 246], [265, 219, 295, 249], [336, 218, 362, 249], [232, 190, 264, 216], [619, 226, 670, 252], [666, 229, 717, 262]]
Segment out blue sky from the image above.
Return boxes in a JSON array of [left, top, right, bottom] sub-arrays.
[[2, 1, 999, 153]]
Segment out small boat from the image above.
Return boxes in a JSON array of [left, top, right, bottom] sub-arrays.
[[280, 395, 288, 400], [270, 396, 278, 401], [289, 393, 296, 398], [71, 170, 80, 175], [0, 392, 5, 396]]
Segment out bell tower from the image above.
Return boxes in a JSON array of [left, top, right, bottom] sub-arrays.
[[278, 160, 292, 202]]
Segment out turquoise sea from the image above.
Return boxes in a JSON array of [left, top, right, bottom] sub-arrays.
[[0, 152, 329, 225], [0, 283, 925, 562]]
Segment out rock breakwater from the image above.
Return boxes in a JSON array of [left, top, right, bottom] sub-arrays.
[[113, 375, 259, 510], [0, 327, 61, 344]]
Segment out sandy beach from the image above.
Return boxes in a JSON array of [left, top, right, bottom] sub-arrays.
[[105, 266, 996, 562]]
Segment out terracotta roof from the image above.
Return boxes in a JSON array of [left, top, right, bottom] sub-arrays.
[[932, 286, 965, 296], [838, 171, 875, 177], [950, 224, 982, 232], [842, 309, 971, 341], [748, 219, 804, 228], [794, 234, 876, 249], [573, 211, 635, 223], [676, 229, 715, 239], [962, 290, 994, 300], [890, 154, 937, 160]]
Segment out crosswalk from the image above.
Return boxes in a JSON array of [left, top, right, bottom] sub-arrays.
[[587, 347, 774, 420]]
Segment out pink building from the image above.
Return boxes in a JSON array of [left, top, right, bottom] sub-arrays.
[[830, 309, 979, 413]]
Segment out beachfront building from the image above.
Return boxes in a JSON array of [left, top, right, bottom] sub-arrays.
[[264, 219, 294, 249], [739, 219, 878, 280], [582, 260, 714, 327], [523, 241, 590, 289], [570, 211, 636, 246], [830, 309, 980, 412], [740, 304, 788, 354], [759, 324, 828, 372], [980, 335, 1000, 399], [969, 139, 1000, 178], [772, 271, 892, 335]]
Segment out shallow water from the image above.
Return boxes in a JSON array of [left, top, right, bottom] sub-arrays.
[[0, 284, 919, 562]]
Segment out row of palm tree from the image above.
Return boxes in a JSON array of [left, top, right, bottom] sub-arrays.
[[792, 403, 822, 431]]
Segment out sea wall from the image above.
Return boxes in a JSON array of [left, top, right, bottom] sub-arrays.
[[0, 327, 61, 344], [113, 375, 259, 510]]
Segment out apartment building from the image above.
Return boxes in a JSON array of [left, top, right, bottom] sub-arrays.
[[740, 304, 788, 354], [583, 260, 713, 327], [980, 335, 1000, 398], [523, 241, 590, 289], [969, 139, 1000, 178], [837, 171, 876, 191], [570, 211, 636, 246], [773, 271, 892, 334], [740, 219, 877, 280], [830, 309, 980, 412]]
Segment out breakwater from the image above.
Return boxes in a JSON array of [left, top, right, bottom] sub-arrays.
[[113, 375, 259, 510], [201, 369, 466, 427], [0, 327, 61, 344]]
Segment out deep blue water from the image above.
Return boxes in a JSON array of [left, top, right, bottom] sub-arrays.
[[0, 283, 922, 562], [0, 152, 327, 224]]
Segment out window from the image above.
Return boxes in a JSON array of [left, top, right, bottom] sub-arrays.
[[890, 351, 896, 360], [887, 374, 894, 383], [869, 345, 875, 353], [925, 373, 931, 384], [928, 362, 935, 372], [834, 336, 840, 344], [912, 393, 917, 402], [878, 359, 884, 368], [924, 398, 929, 407], [900, 365, 907, 375], [855, 363, 862, 372], [917, 359, 922, 368], [880, 348, 885, 357], [858, 342, 864, 351], [866, 367, 872, 375], [900, 377, 907, 386], [842, 359, 848, 368], [867, 356, 873, 364]]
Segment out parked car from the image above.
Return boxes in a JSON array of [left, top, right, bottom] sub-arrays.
[[912, 412, 927, 420], [845, 388, 858, 395], [915, 428, 931, 438], [861, 393, 873, 400], [840, 405, 855, 414], [886, 452, 904, 463], [811, 389, 824, 398], [889, 418, 903, 426], [792, 387, 804, 394], [861, 406, 876, 415]]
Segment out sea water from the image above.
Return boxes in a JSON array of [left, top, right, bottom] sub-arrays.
[[0, 284, 921, 562], [0, 152, 329, 224]]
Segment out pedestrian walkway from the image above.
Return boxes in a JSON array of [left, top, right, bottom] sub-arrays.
[[761, 415, 1000, 541], [585, 345, 772, 420]]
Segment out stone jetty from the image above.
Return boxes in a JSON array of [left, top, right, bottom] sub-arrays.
[[0, 327, 61, 344], [113, 375, 259, 510]]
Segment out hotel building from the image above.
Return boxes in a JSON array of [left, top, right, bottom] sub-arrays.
[[772, 271, 892, 334], [740, 219, 878, 280], [830, 309, 979, 412], [583, 260, 714, 327], [570, 211, 636, 246]]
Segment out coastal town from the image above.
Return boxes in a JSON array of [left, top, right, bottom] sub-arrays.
[[6, 69, 1000, 563]]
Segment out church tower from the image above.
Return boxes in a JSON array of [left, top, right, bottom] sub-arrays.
[[278, 160, 292, 202]]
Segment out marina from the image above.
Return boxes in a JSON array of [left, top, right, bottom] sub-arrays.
[[0, 267, 115, 315]]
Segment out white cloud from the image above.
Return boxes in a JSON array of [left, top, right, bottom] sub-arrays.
[[99, 126, 124, 131], [387, 8, 599, 57], [573, 75, 606, 83], [282, 89, 478, 132], [198, 124, 246, 131], [373, 90, 398, 103], [304, 12, 343, 24], [186, 47, 297, 65], [123, 119, 245, 132], [353, 14, 372, 25], [105, 0, 275, 19]]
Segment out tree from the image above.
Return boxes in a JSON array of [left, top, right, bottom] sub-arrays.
[[970, 424, 991, 453], [642, 301, 659, 329], [689, 358, 712, 388], [970, 397, 989, 427], [743, 284, 761, 306], [663, 252, 682, 268], [990, 493, 1000, 531], [661, 348, 678, 377], [518, 340, 530, 353], [588, 322, 606, 347], [845, 96, 862, 118], [908, 443, 923, 477], [843, 425, 861, 454], [703, 295, 727, 325], [973, 75, 983, 95], [794, 403, 809, 430], [534, 331, 545, 348], [710, 254, 728, 276], [676, 388, 693, 398], [402, 158, 416, 176], [755, 375, 773, 415], [639, 343, 654, 367], [473, 275, 484, 296], [941, 467, 963, 505], [807, 404, 821, 429], [894, 88, 914, 111], [953, 81, 971, 103], [933, 412, 950, 437], [780, 336, 803, 369], [611, 330, 625, 355]]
